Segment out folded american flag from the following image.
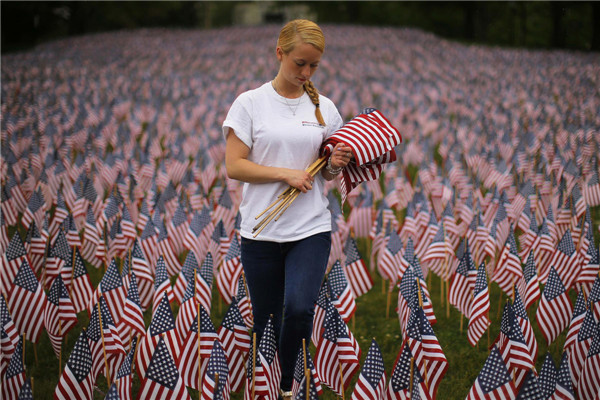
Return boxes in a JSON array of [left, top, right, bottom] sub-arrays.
[[320, 108, 402, 204]]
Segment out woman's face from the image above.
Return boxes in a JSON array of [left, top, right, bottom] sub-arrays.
[[276, 41, 322, 91]]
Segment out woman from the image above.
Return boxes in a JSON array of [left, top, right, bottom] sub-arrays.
[[223, 19, 353, 399]]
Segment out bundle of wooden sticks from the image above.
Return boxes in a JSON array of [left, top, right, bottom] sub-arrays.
[[252, 155, 329, 237]]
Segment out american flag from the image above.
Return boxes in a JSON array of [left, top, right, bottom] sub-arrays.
[[114, 335, 138, 400], [173, 250, 199, 305], [128, 239, 153, 311], [213, 187, 236, 235], [16, 376, 33, 400], [21, 187, 45, 231], [343, 235, 373, 298], [577, 320, 600, 400], [311, 284, 330, 347], [175, 271, 200, 343], [467, 262, 490, 347], [378, 226, 403, 283], [244, 317, 280, 400], [178, 303, 218, 390], [314, 300, 361, 397], [137, 335, 192, 400], [217, 298, 249, 393], [88, 258, 127, 321], [44, 274, 78, 359], [154, 256, 176, 314], [421, 223, 451, 280], [2, 231, 30, 296], [168, 203, 189, 255], [197, 252, 214, 314], [584, 169, 600, 206], [155, 216, 182, 277], [448, 240, 477, 317], [579, 239, 599, 294], [319, 108, 402, 204], [567, 309, 596, 393], [1, 186, 18, 228], [136, 291, 179, 379], [69, 247, 94, 314], [466, 346, 516, 400], [517, 201, 536, 259], [117, 271, 146, 348], [235, 275, 253, 329], [512, 289, 538, 366], [294, 373, 320, 400], [556, 351, 576, 399], [82, 205, 102, 268], [54, 329, 94, 400], [491, 228, 523, 297], [549, 229, 580, 290], [495, 301, 535, 390], [292, 346, 322, 398], [8, 260, 47, 342], [0, 295, 19, 378], [139, 219, 159, 274], [537, 352, 557, 399], [386, 342, 431, 400], [515, 369, 544, 399], [403, 306, 448, 399], [348, 190, 374, 239], [184, 208, 213, 263], [328, 260, 357, 322], [536, 267, 573, 345], [87, 296, 125, 381], [201, 340, 231, 400], [563, 290, 587, 353], [104, 382, 120, 400], [350, 338, 386, 400], [24, 218, 48, 274], [521, 250, 541, 310], [217, 234, 243, 305], [1, 336, 25, 400]]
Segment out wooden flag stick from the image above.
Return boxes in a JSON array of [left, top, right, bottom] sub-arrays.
[[33, 342, 38, 366], [254, 187, 294, 220], [251, 332, 257, 400], [97, 300, 111, 385], [416, 277, 423, 307], [253, 190, 299, 237], [197, 301, 202, 395], [69, 247, 77, 298], [58, 322, 63, 378], [214, 373, 219, 398], [302, 338, 310, 400], [409, 357, 415, 397], [386, 287, 392, 319], [131, 334, 141, 372], [274, 190, 301, 221], [339, 361, 346, 400]]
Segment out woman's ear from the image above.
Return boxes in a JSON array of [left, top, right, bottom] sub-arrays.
[[275, 47, 283, 62]]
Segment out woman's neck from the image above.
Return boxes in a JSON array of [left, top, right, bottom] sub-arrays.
[[272, 77, 304, 99]]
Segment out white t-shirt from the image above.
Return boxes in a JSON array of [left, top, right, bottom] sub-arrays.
[[222, 81, 343, 242]]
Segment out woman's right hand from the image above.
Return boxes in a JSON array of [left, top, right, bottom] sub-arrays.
[[283, 168, 314, 193]]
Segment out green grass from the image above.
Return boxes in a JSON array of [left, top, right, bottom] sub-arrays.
[[12, 204, 600, 399]]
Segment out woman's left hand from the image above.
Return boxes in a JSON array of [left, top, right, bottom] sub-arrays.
[[330, 143, 353, 169]]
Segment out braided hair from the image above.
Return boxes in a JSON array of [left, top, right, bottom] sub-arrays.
[[277, 19, 326, 126]]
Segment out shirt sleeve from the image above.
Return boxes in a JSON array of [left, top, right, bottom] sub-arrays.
[[222, 94, 253, 149], [324, 99, 343, 140]]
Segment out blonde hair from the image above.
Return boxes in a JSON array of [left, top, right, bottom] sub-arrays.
[[277, 19, 326, 126]]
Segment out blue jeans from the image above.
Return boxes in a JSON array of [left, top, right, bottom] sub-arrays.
[[241, 231, 331, 391]]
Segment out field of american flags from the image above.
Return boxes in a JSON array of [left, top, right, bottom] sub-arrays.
[[2, 23, 600, 399]]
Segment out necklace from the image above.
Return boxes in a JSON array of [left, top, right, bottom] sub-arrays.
[[272, 80, 303, 116]]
